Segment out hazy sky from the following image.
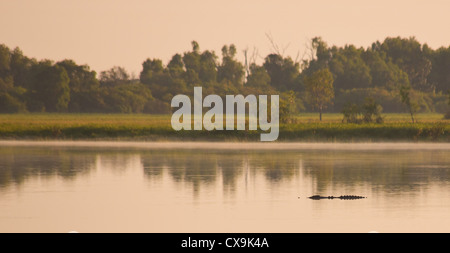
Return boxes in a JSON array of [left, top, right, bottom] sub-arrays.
[[1, 0, 449, 75]]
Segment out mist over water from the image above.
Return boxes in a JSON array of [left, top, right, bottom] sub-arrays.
[[1, 140, 450, 150], [0, 141, 450, 232]]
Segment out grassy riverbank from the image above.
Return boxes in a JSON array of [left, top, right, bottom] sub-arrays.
[[0, 113, 449, 142]]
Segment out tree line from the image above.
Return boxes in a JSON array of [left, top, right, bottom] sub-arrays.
[[0, 37, 449, 119]]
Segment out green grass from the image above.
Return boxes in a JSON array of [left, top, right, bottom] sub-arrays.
[[0, 113, 448, 142], [293, 113, 446, 123]]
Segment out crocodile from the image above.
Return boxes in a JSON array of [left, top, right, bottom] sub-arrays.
[[308, 195, 366, 200]]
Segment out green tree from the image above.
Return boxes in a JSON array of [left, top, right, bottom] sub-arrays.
[[140, 57, 187, 103], [102, 82, 153, 113], [140, 59, 164, 85], [0, 44, 13, 93], [448, 91, 450, 107], [0, 45, 29, 113], [167, 54, 185, 79], [428, 46, 450, 93], [100, 66, 130, 86], [166, 54, 188, 96], [445, 91, 450, 119], [0, 92, 27, 113], [329, 45, 372, 91], [263, 54, 300, 91], [0, 44, 11, 79], [341, 97, 384, 124], [182, 41, 218, 87], [182, 41, 201, 81], [245, 63, 271, 87], [198, 50, 218, 85], [57, 60, 103, 112], [218, 44, 245, 87], [140, 59, 167, 98], [341, 102, 361, 123], [379, 37, 432, 92], [10, 47, 36, 90], [362, 97, 384, 123], [301, 37, 331, 74], [305, 68, 334, 121], [362, 49, 409, 91], [399, 85, 419, 123], [279, 90, 297, 123], [28, 61, 70, 112]]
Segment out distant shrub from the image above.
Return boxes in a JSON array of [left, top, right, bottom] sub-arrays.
[[362, 97, 384, 123], [342, 97, 384, 124], [280, 91, 299, 124], [333, 88, 443, 114], [334, 88, 403, 113], [341, 103, 361, 123], [445, 111, 450, 119]]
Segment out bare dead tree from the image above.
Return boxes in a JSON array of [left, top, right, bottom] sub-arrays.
[[250, 46, 261, 64], [244, 46, 262, 67], [305, 37, 317, 61], [242, 46, 263, 85], [294, 50, 301, 65], [298, 37, 317, 71], [265, 32, 290, 57], [243, 47, 250, 79]]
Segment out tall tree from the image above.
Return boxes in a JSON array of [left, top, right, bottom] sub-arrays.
[[166, 53, 188, 96], [329, 45, 372, 91], [183, 41, 218, 87], [0, 45, 28, 113], [399, 85, 418, 123], [100, 66, 130, 86], [140, 59, 164, 84], [301, 37, 331, 74], [305, 68, 334, 121], [362, 49, 409, 91], [218, 44, 245, 86], [140, 58, 178, 102], [379, 37, 432, 92], [0, 44, 11, 79], [10, 47, 36, 89], [428, 46, 450, 93], [198, 50, 218, 85], [245, 63, 271, 88], [102, 82, 153, 113], [28, 61, 70, 112], [167, 54, 185, 79], [57, 60, 102, 112], [263, 54, 300, 91]]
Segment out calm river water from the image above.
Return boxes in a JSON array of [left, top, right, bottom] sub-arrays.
[[0, 141, 450, 233]]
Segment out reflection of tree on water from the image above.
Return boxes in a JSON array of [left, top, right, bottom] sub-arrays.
[[302, 150, 450, 194], [216, 155, 245, 193], [247, 153, 300, 182], [96, 153, 142, 175], [1, 147, 450, 198], [141, 150, 450, 197], [142, 152, 219, 195], [141, 151, 302, 196], [0, 147, 96, 188], [142, 153, 166, 179]]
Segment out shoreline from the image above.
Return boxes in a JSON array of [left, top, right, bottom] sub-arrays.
[[1, 140, 450, 150]]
